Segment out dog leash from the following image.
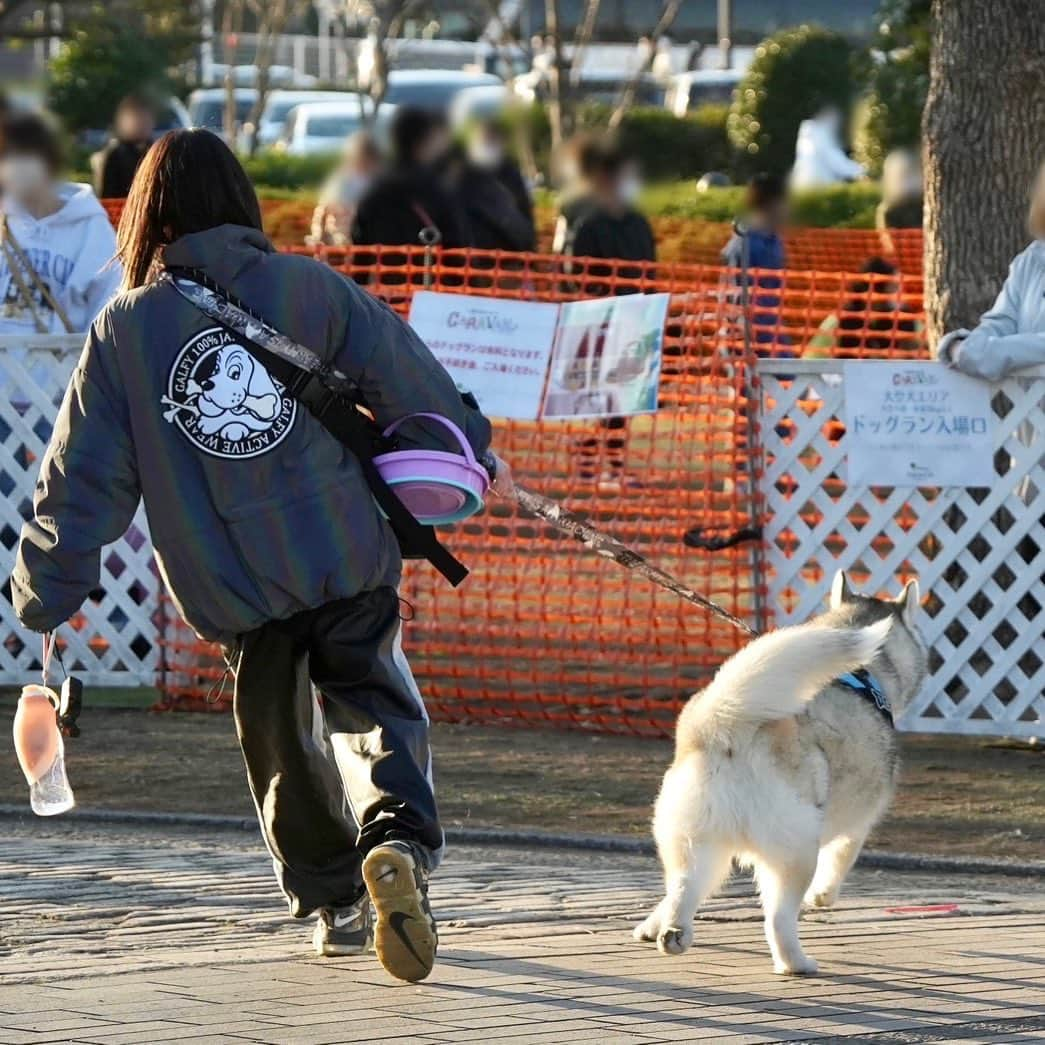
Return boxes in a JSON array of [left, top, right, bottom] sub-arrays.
[[514, 486, 758, 637]]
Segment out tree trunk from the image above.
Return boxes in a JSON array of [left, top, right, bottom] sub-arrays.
[[544, 0, 567, 149], [923, 0, 1045, 344]]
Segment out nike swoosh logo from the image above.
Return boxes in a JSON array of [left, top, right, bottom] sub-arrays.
[[388, 910, 429, 968], [333, 913, 361, 929]]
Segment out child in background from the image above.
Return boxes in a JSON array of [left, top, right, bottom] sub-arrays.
[[721, 173, 789, 353]]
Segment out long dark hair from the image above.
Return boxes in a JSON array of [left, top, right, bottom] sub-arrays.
[[116, 129, 263, 290]]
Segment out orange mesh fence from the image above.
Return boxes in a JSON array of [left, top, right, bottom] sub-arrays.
[[155, 246, 927, 735], [101, 199, 924, 273]]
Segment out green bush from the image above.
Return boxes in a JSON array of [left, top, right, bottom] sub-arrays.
[[728, 25, 858, 175], [638, 180, 882, 228], [853, 0, 930, 175], [506, 102, 738, 183], [48, 4, 198, 133], [614, 105, 736, 181], [240, 151, 340, 191]]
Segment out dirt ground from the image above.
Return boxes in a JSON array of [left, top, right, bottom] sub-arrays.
[[1, 701, 1041, 862]]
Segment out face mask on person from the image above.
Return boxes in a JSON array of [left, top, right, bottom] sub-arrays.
[[470, 141, 504, 171], [0, 155, 51, 203], [618, 175, 642, 206]]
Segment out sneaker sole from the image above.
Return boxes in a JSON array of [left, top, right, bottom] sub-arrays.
[[362, 845, 437, 983]]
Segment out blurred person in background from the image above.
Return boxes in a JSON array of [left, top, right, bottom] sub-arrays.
[[465, 119, 533, 240], [92, 94, 156, 199], [790, 105, 864, 190], [455, 120, 535, 252], [722, 172, 789, 352], [309, 131, 383, 248], [557, 141, 655, 492], [352, 107, 468, 249], [805, 257, 920, 356], [876, 147, 924, 259], [551, 134, 600, 255], [563, 142, 655, 269], [1, 112, 120, 338]]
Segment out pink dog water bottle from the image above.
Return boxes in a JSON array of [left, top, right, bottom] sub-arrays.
[[13, 633, 75, 817], [13, 685, 74, 816]]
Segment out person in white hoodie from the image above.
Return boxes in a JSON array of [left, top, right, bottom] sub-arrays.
[[0, 112, 120, 338], [935, 163, 1045, 381], [790, 106, 865, 191]]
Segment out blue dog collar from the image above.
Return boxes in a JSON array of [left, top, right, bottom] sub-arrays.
[[837, 669, 893, 723]]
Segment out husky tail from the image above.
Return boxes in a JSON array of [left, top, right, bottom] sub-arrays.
[[680, 616, 892, 744]]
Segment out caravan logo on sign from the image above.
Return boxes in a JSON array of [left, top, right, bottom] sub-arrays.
[[162, 327, 297, 459]]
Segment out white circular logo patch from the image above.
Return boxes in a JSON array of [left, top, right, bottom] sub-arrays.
[[161, 327, 296, 459]]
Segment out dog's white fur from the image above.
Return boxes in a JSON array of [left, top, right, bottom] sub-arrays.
[[635, 571, 927, 975]]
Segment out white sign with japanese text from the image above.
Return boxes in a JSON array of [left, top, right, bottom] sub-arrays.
[[843, 361, 996, 487], [408, 291, 560, 420]]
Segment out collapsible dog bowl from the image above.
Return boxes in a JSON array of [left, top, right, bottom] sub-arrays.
[[374, 412, 489, 525]]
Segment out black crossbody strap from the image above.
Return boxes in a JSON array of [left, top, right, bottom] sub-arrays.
[[164, 268, 468, 587]]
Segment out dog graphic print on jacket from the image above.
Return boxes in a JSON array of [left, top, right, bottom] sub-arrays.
[[162, 327, 297, 458]]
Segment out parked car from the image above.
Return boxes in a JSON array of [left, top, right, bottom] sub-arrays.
[[276, 101, 396, 156], [381, 70, 504, 113], [203, 64, 317, 89], [448, 83, 511, 127], [188, 87, 258, 138], [254, 90, 364, 147], [664, 70, 742, 117], [513, 69, 665, 108]]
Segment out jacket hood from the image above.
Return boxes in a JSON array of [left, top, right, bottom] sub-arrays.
[[5, 182, 108, 228], [162, 225, 274, 284]]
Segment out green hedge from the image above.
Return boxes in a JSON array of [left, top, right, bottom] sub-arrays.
[[240, 151, 340, 191], [639, 180, 882, 228]]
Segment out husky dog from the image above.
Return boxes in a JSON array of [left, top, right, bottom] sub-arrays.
[[635, 571, 927, 975]]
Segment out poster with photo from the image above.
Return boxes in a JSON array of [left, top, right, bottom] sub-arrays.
[[541, 293, 670, 419]]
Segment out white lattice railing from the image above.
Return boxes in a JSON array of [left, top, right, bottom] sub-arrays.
[[758, 359, 1045, 736], [0, 336, 159, 686]]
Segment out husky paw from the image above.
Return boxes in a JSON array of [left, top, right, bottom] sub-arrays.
[[804, 886, 839, 909], [657, 926, 692, 955], [633, 914, 660, 943], [774, 955, 819, 976]]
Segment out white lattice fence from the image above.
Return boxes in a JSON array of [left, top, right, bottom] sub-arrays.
[[758, 359, 1045, 736], [0, 337, 159, 686]]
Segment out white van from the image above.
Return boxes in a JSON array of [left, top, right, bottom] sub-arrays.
[[256, 91, 363, 147]]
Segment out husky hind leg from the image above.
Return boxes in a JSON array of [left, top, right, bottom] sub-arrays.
[[755, 852, 819, 975], [635, 765, 732, 955], [804, 831, 869, 909]]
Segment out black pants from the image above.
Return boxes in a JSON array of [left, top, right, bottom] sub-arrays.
[[231, 586, 442, 918]]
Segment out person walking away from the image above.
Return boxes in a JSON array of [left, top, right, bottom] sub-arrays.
[[308, 131, 383, 247], [461, 119, 535, 252], [352, 108, 469, 249], [721, 172, 789, 353], [92, 95, 155, 199], [558, 142, 655, 490], [0, 112, 120, 404], [12, 129, 508, 983]]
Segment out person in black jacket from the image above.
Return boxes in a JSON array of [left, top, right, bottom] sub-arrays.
[[460, 119, 535, 251], [566, 142, 656, 273], [91, 95, 155, 199], [351, 107, 469, 249]]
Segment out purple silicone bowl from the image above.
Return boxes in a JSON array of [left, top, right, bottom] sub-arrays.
[[373, 413, 489, 525]]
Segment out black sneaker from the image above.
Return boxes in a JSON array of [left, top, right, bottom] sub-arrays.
[[362, 840, 438, 983], [312, 895, 373, 957]]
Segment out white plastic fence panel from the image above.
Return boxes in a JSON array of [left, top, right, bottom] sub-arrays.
[[0, 336, 159, 687], [758, 359, 1045, 736]]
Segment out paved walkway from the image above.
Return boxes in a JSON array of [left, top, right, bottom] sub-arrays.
[[0, 819, 1043, 1044]]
